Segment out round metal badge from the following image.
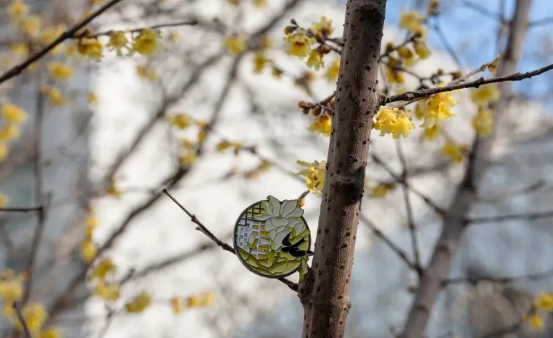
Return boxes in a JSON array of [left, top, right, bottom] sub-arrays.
[[233, 196, 312, 278]]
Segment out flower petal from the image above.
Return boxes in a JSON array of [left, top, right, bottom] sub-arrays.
[[273, 229, 290, 249], [294, 221, 306, 235], [280, 200, 297, 217], [286, 206, 304, 218], [267, 196, 281, 215], [264, 219, 277, 231], [271, 217, 289, 227], [261, 201, 274, 217], [254, 214, 272, 221]]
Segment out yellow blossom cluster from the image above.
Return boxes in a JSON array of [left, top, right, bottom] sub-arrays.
[[399, 10, 427, 38], [282, 17, 334, 71], [298, 100, 333, 136], [171, 292, 215, 314], [0, 103, 28, 162], [373, 107, 416, 139], [383, 38, 430, 84], [215, 140, 243, 155], [81, 209, 99, 262], [167, 113, 207, 167], [526, 291, 553, 329], [470, 83, 500, 137], [0, 270, 59, 337], [251, 36, 274, 74], [296, 160, 326, 194]]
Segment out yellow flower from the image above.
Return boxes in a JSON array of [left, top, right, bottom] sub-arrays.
[[19, 303, 48, 332], [471, 84, 500, 106], [215, 140, 232, 152], [224, 35, 246, 55], [386, 58, 404, 84], [253, 0, 266, 8], [0, 123, 21, 142], [48, 62, 73, 81], [91, 258, 117, 280], [311, 16, 333, 37], [0, 143, 8, 162], [125, 292, 152, 313], [40, 24, 66, 46], [187, 292, 215, 308], [285, 30, 315, 58], [306, 50, 324, 70], [253, 52, 268, 73], [41, 87, 66, 106], [77, 38, 103, 61], [421, 125, 441, 141], [180, 138, 195, 149], [85, 213, 98, 239], [487, 55, 500, 75], [414, 41, 430, 59], [11, 43, 29, 55], [399, 10, 426, 37], [167, 114, 191, 129], [94, 282, 120, 301], [472, 108, 494, 137], [527, 313, 544, 329], [535, 292, 553, 312], [419, 86, 458, 128], [373, 107, 415, 139], [107, 31, 130, 56], [171, 296, 184, 314], [0, 192, 9, 207], [370, 183, 395, 198], [308, 114, 332, 136], [325, 59, 340, 82], [1, 103, 27, 123], [0, 278, 23, 302], [397, 46, 416, 67], [296, 160, 326, 194], [107, 180, 121, 198], [81, 240, 96, 262], [228, 0, 240, 5], [18, 15, 41, 37], [39, 327, 62, 338], [132, 29, 160, 56], [179, 150, 197, 167], [136, 64, 158, 81], [8, 0, 28, 18], [198, 128, 207, 143], [441, 140, 466, 163], [87, 92, 97, 104]]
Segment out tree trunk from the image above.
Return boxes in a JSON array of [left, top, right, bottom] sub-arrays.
[[398, 1, 533, 338], [300, 1, 388, 337]]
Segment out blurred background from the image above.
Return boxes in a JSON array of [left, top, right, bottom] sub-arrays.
[[1, 0, 553, 337]]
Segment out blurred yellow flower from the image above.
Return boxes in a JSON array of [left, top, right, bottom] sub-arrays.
[[94, 282, 120, 301], [325, 59, 340, 82], [171, 296, 184, 314], [18, 15, 42, 37], [0, 123, 20, 142], [285, 30, 314, 58], [19, 303, 48, 332], [8, 0, 28, 18], [373, 107, 415, 139], [370, 183, 395, 198], [38, 327, 62, 338], [535, 292, 553, 312], [187, 292, 215, 308], [306, 50, 324, 70], [1, 103, 27, 123], [471, 84, 500, 106], [107, 31, 130, 56], [81, 240, 96, 262], [0, 278, 23, 303], [167, 114, 191, 129], [308, 114, 332, 136], [132, 29, 160, 56], [48, 62, 73, 81], [224, 35, 247, 55], [41, 86, 66, 106], [125, 292, 152, 313], [472, 108, 494, 137], [91, 258, 117, 280], [441, 140, 467, 163], [77, 38, 103, 61]]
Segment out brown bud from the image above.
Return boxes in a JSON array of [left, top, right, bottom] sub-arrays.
[[302, 108, 310, 115], [311, 106, 322, 116], [436, 68, 444, 76], [298, 101, 315, 109], [317, 44, 331, 54], [451, 71, 462, 80], [290, 19, 298, 25], [284, 26, 297, 35]]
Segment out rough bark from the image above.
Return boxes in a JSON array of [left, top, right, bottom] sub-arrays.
[[300, 1, 387, 337], [398, 1, 533, 338]]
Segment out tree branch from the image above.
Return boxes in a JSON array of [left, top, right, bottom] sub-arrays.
[[468, 210, 553, 224], [385, 62, 553, 104], [0, 0, 125, 85], [398, 1, 533, 337]]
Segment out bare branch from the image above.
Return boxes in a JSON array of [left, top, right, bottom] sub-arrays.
[[468, 210, 553, 224], [13, 303, 33, 338], [0, 207, 43, 212], [0, 0, 125, 85], [385, 62, 553, 104], [445, 268, 553, 286]]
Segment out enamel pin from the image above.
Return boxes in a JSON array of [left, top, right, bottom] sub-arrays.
[[233, 196, 312, 278]]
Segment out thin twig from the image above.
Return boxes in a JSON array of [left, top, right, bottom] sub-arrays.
[[0, 207, 42, 212], [359, 215, 417, 271], [162, 189, 298, 291], [81, 20, 200, 38], [461, 1, 501, 21], [0, 0, 125, 85], [467, 210, 553, 224], [445, 268, 553, 286], [13, 303, 33, 338], [396, 141, 422, 278], [385, 62, 553, 103]]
